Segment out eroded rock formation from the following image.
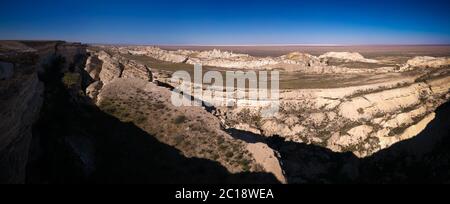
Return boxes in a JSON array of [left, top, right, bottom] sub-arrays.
[[218, 71, 450, 157], [319, 52, 379, 63], [400, 56, 450, 71], [84, 49, 286, 182]]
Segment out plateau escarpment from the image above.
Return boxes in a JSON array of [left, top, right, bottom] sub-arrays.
[[106, 46, 403, 73], [0, 49, 42, 183], [219, 71, 450, 157], [1, 42, 450, 184], [0, 41, 86, 183], [105, 46, 450, 159], [84, 49, 286, 182]]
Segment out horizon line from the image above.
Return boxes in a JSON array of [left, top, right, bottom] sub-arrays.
[[2, 39, 450, 47], [88, 42, 450, 47]]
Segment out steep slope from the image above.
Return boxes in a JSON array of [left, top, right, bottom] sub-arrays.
[[27, 58, 279, 183], [0, 49, 42, 183], [0, 41, 86, 183], [84, 49, 286, 182]]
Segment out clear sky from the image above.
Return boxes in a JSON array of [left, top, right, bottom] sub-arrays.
[[1, 0, 450, 45]]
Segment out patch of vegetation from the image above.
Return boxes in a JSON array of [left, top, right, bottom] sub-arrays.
[[225, 151, 234, 158], [339, 120, 364, 136], [134, 116, 147, 125], [62, 72, 80, 88], [173, 135, 185, 145], [98, 89, 259, 173], [174, 115, 187, 124], [236, 108, 262, 128], [388, 127, 406, 137], [239, 159, 251, 171], [357, 108, 365, 114]]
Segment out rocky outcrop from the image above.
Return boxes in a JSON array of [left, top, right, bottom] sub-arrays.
[[400, 56, 450, 71], [319, 52, 379, 63], [121, 60, 152, 81], [85, 55, 103, 81], [197, 49, 247, 58], [84, 49, 154, 103], [85, 81, 103, 101], [0, 41, 87, 183], [107, 46, 396, 73], [97, 51, 123, 84], [120, 46, 191, 63], [218, 72, 450, 158]]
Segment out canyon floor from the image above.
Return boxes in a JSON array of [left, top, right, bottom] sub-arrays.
[[1, 41, 450, 183]]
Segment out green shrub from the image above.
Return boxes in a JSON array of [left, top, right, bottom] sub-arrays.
[[225, 151, 234, 158], [174, 115, 187, 124], [135, 116, 147, 124], [173, 135, 185, 145], [357, 108, 365, 114], [62, 72, 80, 87]]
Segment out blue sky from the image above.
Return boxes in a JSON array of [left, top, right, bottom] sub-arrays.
[[1, 0, 450, 44]]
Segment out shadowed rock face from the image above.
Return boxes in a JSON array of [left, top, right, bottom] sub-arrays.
[[0, 46, 41, 183], [224, 100, 450, 183], [0, 62, 14, 80], [272, 100, 450, 183], [0, 41, 88, 183]]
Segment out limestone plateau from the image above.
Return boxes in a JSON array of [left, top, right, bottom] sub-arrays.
[[1, 41, 450, 184]]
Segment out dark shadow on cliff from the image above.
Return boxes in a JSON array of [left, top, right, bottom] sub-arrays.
[[225, 100, 450, 184], [26, 54, 279, 184], [262, 101, 450, 183], [357, 100, 450, 183]]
